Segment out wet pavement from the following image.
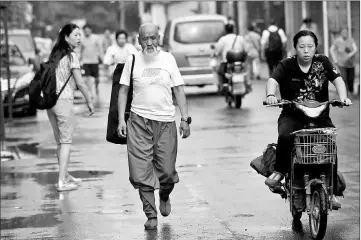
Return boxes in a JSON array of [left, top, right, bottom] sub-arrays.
[[1, 66, 360, 240]]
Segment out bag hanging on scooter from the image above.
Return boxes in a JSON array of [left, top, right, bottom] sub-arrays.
[[334, 171, 346, 196], [250, 143, 277, 177]]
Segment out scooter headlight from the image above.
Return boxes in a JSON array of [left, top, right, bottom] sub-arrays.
[[297, 104, 327, 118]]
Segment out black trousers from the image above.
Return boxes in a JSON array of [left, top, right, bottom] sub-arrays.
[[265, 50, 283, 76], [339, 67, 355, 93], [275, 112, 336, 175]]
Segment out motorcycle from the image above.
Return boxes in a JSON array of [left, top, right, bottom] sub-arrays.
[[210, 45, 250, 108], [264, 99, 349, 240]]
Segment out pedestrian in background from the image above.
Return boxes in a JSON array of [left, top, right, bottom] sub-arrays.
[[245, 24, 262, 80], [102, 28, 113, 55], [300, 18, 320, 40], [251, 21, 262, 36], [300, 18, 321, 53], [214, 21, 248, 93], [103, 30, 137, 76], [102, 28, 114, 79], [261, 19, 287, 76], [330, 27, 358, 97], [47, 23, 94, 192], [80, 24, 103, 96], [117, 22, 191, 230]]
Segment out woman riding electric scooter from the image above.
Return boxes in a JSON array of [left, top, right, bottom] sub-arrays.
[[264, 30, 352, 208]]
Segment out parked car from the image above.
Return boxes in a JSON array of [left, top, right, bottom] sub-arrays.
[[1, 41, 37, 117], [161, 14, 227, 87], [0, 29, 41, 71]]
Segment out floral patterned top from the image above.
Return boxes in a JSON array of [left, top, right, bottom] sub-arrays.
[[56, 52, 80, 100], [271, 54, 341, 115]]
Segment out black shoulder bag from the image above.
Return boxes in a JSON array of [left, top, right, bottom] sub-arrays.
[[106, 54, 135, 144]]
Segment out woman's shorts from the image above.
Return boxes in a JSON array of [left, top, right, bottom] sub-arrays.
[[46, 99, 76, 144]]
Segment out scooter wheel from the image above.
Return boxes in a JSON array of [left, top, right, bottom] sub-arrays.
[[309, 185, 328, 239]]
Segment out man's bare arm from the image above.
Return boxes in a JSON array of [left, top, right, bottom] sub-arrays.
[[172, 85, 189, 118]]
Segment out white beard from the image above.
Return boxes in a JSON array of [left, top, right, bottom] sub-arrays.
[[143, 46, 159, 61]]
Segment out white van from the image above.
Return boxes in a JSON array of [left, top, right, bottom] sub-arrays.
[[162, 15, 227, 87]]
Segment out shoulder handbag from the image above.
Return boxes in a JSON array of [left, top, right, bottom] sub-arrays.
[[232, 34, 238, 49], [106, 54, 135, 144]]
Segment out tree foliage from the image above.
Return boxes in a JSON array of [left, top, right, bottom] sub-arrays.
[[30, 1, 140, 39]]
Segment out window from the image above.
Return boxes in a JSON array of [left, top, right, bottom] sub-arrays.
[[174, 20, 225, 44], [9, 34, 35, 53]]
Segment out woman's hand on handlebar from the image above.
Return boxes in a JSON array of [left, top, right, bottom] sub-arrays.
[[265, 95, 278, 105], [340, 97, 352, 106]]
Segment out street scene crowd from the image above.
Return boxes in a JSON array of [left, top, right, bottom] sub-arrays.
[[0, 1, 360, 240]]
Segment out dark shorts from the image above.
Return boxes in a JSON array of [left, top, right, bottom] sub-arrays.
[[82, 64, 99, 78]]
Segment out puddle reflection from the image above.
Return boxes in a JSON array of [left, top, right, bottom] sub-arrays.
[[1, 192, 18, 200], [144, 223, 176, 240], [160, 223, 175, 240], [0, 213, 61, 230], [145, 229, 158, 240], [4, 142, 83, 160], [1, 170, 113, 187]]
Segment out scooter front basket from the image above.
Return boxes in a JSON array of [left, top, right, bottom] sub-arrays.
[[293, 128, 337, 164]]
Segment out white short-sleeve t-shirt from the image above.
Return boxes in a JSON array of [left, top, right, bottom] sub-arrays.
[[119, 50, 184, 122]]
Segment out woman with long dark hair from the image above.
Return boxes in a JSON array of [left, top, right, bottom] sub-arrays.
[[47, 23, 94, 191]]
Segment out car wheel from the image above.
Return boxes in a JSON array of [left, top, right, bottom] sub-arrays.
[[26, 106, 37, 116]]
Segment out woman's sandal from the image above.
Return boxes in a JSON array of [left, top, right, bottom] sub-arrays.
[[67, 174, 82, 184], [57, 182, 78, 192]]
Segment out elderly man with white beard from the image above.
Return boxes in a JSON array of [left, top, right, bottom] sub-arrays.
[[117, 23, 191, 230]]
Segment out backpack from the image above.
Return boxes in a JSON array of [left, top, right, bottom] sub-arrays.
[[29, 61, 72, 110], [267, 29, 283, 52]]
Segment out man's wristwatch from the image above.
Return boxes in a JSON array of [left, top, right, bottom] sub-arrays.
[[181, 116, 192, 125]]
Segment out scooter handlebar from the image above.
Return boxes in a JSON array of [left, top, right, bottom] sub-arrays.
[[263, 99, 352, 107], [263, 100, 291, 107], [329, 99, 352, 107]]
